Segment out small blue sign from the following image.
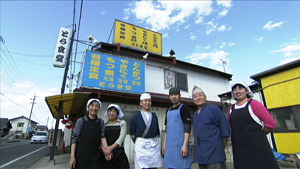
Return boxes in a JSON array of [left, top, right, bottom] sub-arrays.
[[81, 51, 145, 94]]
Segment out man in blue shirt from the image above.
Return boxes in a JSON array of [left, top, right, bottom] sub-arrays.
[[192, 86, 230, 169]]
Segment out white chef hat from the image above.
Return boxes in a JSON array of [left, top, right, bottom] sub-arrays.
[[140, 93, 151, 101], [192, 85, 205, 97], [86, 98, 102, 111], [104, 104, 124, 119], [231, 81, 254, 100]]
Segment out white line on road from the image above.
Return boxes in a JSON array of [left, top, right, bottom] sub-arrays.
[[0, 146, 47, 169]]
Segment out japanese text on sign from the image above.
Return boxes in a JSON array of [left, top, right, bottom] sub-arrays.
[[53, 27, 72, 68], [113, 20, 162, 55], [81, 51, 145, 94]]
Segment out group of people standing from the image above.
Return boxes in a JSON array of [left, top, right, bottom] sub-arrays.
[[69, 82, 279, 169]]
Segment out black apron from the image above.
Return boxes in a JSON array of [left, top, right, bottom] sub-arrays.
[[75, 117, 102, 169], [100, 123, 130, 169], [230, 100, 279, 169]]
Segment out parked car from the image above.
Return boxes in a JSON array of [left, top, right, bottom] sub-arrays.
[[30, 131, 48, 144]]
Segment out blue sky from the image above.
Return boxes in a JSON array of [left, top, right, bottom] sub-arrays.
[[1, 1, 300, 128]]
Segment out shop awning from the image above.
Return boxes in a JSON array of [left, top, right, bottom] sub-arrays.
[[45, 92, 91, 119]]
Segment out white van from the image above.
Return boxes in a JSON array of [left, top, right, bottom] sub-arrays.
[[30, 131, 48, 144]]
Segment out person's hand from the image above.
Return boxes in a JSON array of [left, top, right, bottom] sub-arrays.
[[105, 153, 113, 161], [69, 156, 76, 169], [106, 145, 114, 155], [162, 146, 165, 155], [181, 145, 188, 157], [102, 147, 110, 156]]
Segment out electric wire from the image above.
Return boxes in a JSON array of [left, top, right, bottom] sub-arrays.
[[70, 0, 84, 92], [1, 44, 36, 94], [0, 93, 30, 111], [0, 53, 28, 95]]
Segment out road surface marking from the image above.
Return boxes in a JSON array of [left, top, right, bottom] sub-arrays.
[[0, 146, 47, 169]]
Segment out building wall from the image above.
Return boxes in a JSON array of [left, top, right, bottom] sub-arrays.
[[259, 66, 300, 154], [261, 67, 300, 109], [10, 118, 36, 138], [145, 63, 230, 101]]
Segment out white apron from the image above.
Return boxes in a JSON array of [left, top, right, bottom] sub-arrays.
[[134, 137, 163, 169]]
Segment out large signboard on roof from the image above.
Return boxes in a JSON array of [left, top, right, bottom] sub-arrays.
[[80, 50, 145, 94], [113, 20, 162, 55]]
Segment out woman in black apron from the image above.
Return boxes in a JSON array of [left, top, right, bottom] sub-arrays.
[[228, 82, 279, 169], [69, 99, 109, 169], [100, 104, 130, 169]]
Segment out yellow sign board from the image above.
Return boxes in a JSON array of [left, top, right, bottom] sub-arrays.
[[113, 20, 162, 55]]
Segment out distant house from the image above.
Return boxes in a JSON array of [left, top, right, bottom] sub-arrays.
[[9, 116, 38, 139], [36, 125, 48, 131], [0, 118, 12, 137]]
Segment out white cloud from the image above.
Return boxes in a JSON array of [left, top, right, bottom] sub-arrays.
[[217, 0, 232, 8], [270, 42, 300, 57], [255, 37, 264, 42], [123, 16, 129, 20], [129, 1, 213, 31], [278, 57, 300, 66], [204, 45, 211, 49], [205, 21, 231, 35], [218, 8, 228, 17], [101, 11, 105, 15], [218, 25, 226, 32], [163, 33, 169, 38], [220, 42, 226, 49], [190, 32, 196, 40], [228, 42, 235, 47], [205, 20, 218, 35], [195, 16, 204, 24], [263, 21, 284, 31], [187, 50, 229, 68], [1, 80, 62, 129], [190, 36, 196, 40], [184, 24, 191, 29]]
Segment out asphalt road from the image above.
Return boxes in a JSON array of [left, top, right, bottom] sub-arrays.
[[0, 140, 48, 169]]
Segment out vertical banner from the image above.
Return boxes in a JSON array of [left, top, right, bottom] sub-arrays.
[[53, 27, 72, 68], [113, 20, 162, 55], [81, 51, 145, 94]]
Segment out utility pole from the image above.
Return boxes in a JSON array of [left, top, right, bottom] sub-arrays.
[[50, 29, 76, 161], [46, 117, 49, 130], [25, 95, 36, 139], [220, 58, 226, 73]]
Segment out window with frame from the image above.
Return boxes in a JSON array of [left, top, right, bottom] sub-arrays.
[[269, 105, 300, 131], [17, 123, 24, 127], [164, 70, 188, 92]]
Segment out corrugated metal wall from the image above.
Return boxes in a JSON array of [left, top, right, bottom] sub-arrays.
[[274, 133, 300, 154], [260, 66, 300, 154], [261, 67, 300, 109]]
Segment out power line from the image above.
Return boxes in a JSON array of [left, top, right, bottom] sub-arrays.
[[0, 59, 28, 95], [1, 43, 36, 94], [0, 93, 30, 111]]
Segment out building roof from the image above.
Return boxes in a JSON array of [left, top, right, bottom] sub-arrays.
[[36, 125, 48, 131], [218, 82, 260, 101], [0, 118, 12, 128], [9, 116, 38, 124], [251, 59, 300, 81], [92, 42, 233, 80]]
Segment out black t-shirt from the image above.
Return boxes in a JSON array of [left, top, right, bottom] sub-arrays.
[[165, 104, 191, 133]]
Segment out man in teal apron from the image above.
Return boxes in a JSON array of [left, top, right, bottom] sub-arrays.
[[163, 87, 192, 169]]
